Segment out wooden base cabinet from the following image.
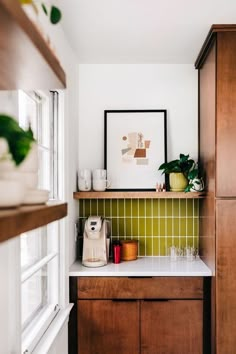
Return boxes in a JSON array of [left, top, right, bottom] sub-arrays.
[[69, 277, 205, 354], [77, 299, 139, 354], [141, 300, 203, 354]]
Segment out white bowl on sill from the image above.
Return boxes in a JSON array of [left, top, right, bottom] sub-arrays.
[[0, 159, 15, 172], [0, 180, 26, 208], [0, 171, 38, 189], [23, 189, 49, 205]]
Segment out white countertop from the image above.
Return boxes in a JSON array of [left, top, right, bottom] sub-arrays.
[[69, 257, 212, 277]]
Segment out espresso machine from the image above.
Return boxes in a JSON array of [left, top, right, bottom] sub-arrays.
[[82, 216, 110, 267]]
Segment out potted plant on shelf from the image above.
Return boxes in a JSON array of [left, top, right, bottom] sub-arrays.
[[0, 114, 36, 207], [158, 153, 204, 192]]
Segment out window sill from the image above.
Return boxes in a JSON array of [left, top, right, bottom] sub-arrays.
[[31, 304, 73, 354], [0, 201, 67, 243]]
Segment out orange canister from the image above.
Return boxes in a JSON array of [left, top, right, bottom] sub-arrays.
[[121, 240, 138, 261]]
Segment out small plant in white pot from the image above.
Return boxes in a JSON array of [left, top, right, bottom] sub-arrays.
[[158, 153, 204, 192], [0, 114, 35, 207]]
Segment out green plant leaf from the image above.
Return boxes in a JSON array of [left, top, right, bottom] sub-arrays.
[[188, 169, 198, 180], [0, 114, 35, 165], [184, 184, 192, 192], [50, 6, 62, 24], [41, 3, 48, 15], [179, 153, 189, 162]]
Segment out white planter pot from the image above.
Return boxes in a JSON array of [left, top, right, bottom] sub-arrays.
[[17, 143, 38, 172]]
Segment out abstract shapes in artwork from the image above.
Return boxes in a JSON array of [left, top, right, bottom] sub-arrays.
[[136, 158, 149, 165], [134, 148, 146, 158], [122, 147, 132, 155], [121, 131, 151, 165]]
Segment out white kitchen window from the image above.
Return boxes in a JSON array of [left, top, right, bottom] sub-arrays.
[[19, 90, 61, 353]]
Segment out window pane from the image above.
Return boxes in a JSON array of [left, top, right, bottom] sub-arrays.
[[38, 148, 50, 191], [21, 229, 47, 271], [18, 90, 38, 138], [21, 223, 59, 271], [21, 254, 59, 330], [21, 265, 48, 328], [40, 100, 50, 148]]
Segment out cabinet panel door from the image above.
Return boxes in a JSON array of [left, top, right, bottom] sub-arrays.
[[77, 300, 139, 354], [216, 200, 236, 353], [141, 300, 203, 354], [216, 32, 236, 197]]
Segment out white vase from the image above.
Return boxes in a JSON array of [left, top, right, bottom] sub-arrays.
[[0, 180, 26, 208], [17, 143, 38, 172], [190, 178, 204, 192]]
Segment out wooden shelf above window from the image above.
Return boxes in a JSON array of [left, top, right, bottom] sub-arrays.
[[73, 191, 205, 200], [0, 201, 67, 243], [0, 0, 66, 89]]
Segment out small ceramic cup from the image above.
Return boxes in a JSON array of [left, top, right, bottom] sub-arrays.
[[93, 169, 107, 180], [78, 169, 92, 191], [93, 179, 111, 191]]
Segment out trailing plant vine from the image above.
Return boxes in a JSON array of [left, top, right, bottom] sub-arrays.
[[20, 0, 62, 24]]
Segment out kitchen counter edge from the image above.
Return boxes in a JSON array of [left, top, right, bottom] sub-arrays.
[[69, 257, 212, 277]]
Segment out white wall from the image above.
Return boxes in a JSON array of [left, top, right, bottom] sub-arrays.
[[78, 64, 198, 173]]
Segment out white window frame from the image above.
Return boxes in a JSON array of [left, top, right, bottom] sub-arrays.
[[18, 90, 65, 354]]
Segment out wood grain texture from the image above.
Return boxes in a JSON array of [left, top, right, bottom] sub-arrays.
[[73, 191, 205, 200], [198, 37, 216, 354], [78, 299, 139, 354], [216, 32, 236, 197], [0, 0, 66, 89], [141, 300, 203, 354], [78, 277, 204, 299], [0, 202, 67, 242], [198, 39, 216, 275], [216, 200, 236, 354]]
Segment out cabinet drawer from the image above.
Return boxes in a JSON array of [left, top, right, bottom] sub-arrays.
[[77, 277, 203, 299]]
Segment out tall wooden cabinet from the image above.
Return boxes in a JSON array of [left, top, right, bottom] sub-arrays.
[[196, 25, 236, 354]]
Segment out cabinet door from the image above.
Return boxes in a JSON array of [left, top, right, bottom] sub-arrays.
[[77, 300, 139, 354], [216, 32, 236, 197], [141, 300, 203, 354], [216, 200, 236, 353]]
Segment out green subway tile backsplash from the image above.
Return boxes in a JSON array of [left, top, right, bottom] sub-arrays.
[[78, 199, 199, 256]]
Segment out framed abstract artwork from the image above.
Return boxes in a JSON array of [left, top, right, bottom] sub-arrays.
[[104, 110, 167, 190]]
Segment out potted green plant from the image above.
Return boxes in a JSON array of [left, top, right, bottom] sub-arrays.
[[0, 114, 36, 207], [158, 153, 203, 192]]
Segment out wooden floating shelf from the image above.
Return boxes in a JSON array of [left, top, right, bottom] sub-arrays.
[[0, 201, 67, 243], [0, 0, 66, 89], [73, 191, 205, 200]]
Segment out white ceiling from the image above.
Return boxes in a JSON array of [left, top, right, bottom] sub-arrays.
[[58, 0, 236, 64]]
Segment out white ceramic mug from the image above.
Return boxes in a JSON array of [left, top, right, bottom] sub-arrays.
[[79, 179, 92, 191], [93, 169, 107, 180], [78, 169, 91, 191], [79, 168, 91, 179], [93, 179, 111, 191]]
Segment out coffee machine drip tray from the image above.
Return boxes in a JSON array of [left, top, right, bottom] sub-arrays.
[[83, 258, 106, 268]]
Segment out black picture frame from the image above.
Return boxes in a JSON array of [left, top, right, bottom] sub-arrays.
[[104, 110, 167, 191]]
